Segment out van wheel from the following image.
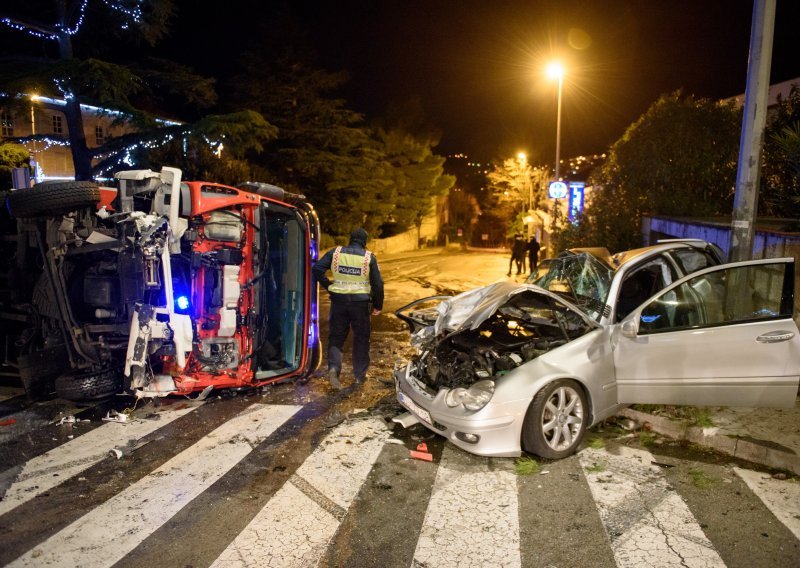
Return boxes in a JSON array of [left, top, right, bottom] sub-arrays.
[[521, 379, 588, 459], [55, 367, 122, 402], [7, 181, 100, 218]]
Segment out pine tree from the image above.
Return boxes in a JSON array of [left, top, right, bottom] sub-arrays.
[[1, 0, 275, 180]]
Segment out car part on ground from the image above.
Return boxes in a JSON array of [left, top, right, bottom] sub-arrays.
[[1, 167, 321, 401], [393, 243, 799, 460]]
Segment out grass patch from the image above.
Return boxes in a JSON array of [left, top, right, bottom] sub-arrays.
[[514, 456, 540, 475], [687, 407, 715, 428], [639, 431, 656, 447], [689, 468, 719, 489], [633, 404, 664, 414], [588, 437, 605, 449], [585, 462, 606, 473]]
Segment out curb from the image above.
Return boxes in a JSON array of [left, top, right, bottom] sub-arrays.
[[618, 408, 800, 476]]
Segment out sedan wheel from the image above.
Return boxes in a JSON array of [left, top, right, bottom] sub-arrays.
[[522, 379, 588, 459]]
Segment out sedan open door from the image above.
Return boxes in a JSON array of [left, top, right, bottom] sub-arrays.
[[614, 258, 799, 407]]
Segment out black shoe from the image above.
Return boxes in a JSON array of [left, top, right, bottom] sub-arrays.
[[327, 368, 342, 390]]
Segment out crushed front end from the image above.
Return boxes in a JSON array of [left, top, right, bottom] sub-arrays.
[[393, 282, 596, 456]]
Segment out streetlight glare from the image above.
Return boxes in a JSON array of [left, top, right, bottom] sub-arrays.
[[546, 61, 564, 80], [517, 152, 526, 163]]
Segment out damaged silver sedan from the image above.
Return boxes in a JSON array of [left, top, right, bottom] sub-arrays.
[[393, 242, 800, 459]]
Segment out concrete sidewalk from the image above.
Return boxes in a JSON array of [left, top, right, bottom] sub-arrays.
[[619, 396, 800, 475]]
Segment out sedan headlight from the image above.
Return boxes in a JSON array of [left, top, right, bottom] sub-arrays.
[[444, 380, 495, 411]]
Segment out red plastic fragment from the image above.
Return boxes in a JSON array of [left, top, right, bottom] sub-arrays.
[[409, 450, 433, 462], [0, 418, 16, 427], [416, 442, 428, 452]]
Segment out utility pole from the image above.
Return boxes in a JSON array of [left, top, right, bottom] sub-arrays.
[[729, 0, 776, 262]]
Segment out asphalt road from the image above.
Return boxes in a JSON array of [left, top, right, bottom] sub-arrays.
[[0, 247, 798, 567]]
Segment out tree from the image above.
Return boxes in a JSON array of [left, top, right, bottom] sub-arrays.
[[0, 143, 30, 186], [761, 86, 800, 225], [486, 157, 549, 236], [0, 1, 275, 180], [377, 127, 454, 241], [565, 91, 741, 252], [229, 40, 395, 236]]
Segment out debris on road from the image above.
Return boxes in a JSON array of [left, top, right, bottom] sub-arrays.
[[410, 442, 433, 462], [102, 410, 129, 423]]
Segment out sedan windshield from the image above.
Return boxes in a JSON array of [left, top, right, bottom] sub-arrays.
[[528, 252, 614, 321]]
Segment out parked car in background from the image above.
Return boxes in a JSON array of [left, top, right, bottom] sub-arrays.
[[393, 240, 798, 459], [0, 167, 321, 401]]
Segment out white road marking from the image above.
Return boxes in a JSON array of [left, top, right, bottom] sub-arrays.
[[211, 417, 389, 568], [580, 446, 725, 568], [412, 445, 521, 568], [734, 467, 800, 540], [0, 404, 197, 516], [7, 403, 301, 568]]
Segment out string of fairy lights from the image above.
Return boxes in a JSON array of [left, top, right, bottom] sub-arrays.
[[1, 1, 144, 39], [3, 2, 227, 180]]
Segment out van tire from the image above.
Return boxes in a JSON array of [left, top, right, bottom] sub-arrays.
[[8, 181, 101, 218], [55, 367, 122, 401]]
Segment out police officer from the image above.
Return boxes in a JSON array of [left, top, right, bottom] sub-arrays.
[[312, 227, 384, 389]]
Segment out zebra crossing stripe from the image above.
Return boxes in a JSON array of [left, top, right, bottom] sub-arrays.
[[7, 403, 301, 568], [734, 467, 800, 541], [412, 445, 522, 568], [580, 446, 725, 568], [0, 404, 197, 517], [211, 417, 389, 568]]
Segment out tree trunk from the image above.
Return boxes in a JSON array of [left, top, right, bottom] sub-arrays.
[[56, 25, 92, 181], [62, 96, 92, 180]]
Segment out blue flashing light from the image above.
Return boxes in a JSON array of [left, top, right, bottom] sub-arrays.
[[175, 294, 191, 313], [641, 314, 661, 324]]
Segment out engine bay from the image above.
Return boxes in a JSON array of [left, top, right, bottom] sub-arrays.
[[409, 290, 594, 390]]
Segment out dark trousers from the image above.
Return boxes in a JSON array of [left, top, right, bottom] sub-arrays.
[[328, 301, 371, 380], [508, 256, 524, 275]]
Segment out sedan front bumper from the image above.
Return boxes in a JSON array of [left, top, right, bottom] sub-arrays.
[[393, 365, 527, 457]]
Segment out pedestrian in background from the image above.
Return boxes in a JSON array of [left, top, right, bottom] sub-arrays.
[[527, 236, 540, 274], [312, 228, 384, 389], [507, 234, 526, 276]]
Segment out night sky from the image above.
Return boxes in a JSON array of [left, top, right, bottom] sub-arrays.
[[6, 0, 800, 163]]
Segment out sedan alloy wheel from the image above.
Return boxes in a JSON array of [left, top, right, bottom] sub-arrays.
[[523, 379, 587, 459]]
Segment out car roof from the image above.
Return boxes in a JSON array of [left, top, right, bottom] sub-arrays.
[[564, 247, 614, 268], [612, 239, 717, 270]]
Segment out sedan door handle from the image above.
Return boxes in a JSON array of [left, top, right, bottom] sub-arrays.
[[756, 330, 795, 343]]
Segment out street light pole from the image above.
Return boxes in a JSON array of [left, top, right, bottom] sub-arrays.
[[554, 73, 563, 182], [546, 61, 565, 182]]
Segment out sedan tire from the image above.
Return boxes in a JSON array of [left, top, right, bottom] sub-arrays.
[[522, 379, 588, 459]]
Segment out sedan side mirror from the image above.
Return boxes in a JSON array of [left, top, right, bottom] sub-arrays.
[[621, 318, 638, 338]]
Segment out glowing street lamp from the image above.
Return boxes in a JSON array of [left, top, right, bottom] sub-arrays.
[[546, 61, 565, 182]]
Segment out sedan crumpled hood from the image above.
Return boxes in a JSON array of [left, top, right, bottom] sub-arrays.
[[433, 281, 597, 336]]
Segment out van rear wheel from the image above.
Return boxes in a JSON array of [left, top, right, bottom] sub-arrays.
[[55, 367, 122, 402], [7, 181, 100, 218]]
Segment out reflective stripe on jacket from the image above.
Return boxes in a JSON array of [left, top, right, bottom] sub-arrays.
[[328, 246, 372, 294]]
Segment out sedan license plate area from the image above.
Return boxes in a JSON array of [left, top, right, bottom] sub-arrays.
[[398, 391, 432, 425]]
